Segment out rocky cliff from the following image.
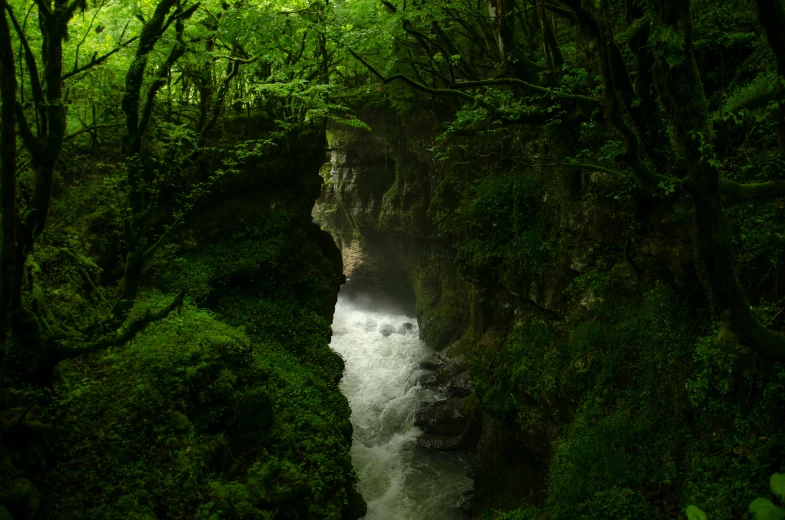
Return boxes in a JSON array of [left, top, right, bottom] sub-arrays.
[[315, 107, 785, 519]]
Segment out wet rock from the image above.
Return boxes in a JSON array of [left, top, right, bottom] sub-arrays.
[[398, 322, 415, 334], [420, 352, 446, 370], [440, 355, 468, 378], [445, 372, 473, 398], [414, 397, 482, 452], [415, 398, 469, 436], [379, 324, 394, 336], [417, 373, 439, 388], [345, 487, 367, 519], [417, 434, 462, 450], [417, 369, 473, 397], [458, 489, 474, 516]]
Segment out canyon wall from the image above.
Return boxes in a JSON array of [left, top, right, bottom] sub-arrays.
[[314, 107, 785, 518]]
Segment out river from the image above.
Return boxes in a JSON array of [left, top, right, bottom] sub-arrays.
[[330, 290, 472, 519]]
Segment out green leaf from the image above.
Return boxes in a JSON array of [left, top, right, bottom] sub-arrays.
[[686, 505, 708, 520], [749, 498, 785, 520], [771, 473, 785, 501]]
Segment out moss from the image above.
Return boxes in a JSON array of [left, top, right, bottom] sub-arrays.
[[34, 126, 361, 519], [48, 219, 358, 519], [407, 247, 472, 348]]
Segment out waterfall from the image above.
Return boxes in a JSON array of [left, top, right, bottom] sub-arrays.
[[330, 292, 471, 519]]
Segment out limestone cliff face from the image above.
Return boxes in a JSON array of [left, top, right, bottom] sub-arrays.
[[315, 110, 481, 348]]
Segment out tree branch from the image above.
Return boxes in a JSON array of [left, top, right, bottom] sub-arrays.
[[520, 2, 575, 20], [62, 36, 140, 80], [5, 4, 45, 130], [64, 0, 87, 22], [348, 49, 479, 103], [14, 103, 40, 154], [64, 123, 124, 142], [754, 0, 785, 152], [720, 178, 785, 203], [451, 78, 601, 106], [54, 290, 185, 361]]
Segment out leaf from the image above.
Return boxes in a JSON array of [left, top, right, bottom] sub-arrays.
[[686, 505, 708, 520], [749, 498, 785, 520], [771, 473, 785, 501]]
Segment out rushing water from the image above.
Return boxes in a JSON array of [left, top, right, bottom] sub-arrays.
[[330, 292, 472, 519]]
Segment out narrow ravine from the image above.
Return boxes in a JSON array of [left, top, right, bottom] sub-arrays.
[[330, 290, 472, 519]]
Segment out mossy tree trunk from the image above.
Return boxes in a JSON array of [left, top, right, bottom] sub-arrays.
[[0, 0, 19, 389], [565, 0, 785, 356]]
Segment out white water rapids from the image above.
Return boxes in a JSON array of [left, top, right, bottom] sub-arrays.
[[330, 293, 472, 519]]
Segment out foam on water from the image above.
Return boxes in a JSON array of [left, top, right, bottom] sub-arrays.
[[331, 295, 471, 519]]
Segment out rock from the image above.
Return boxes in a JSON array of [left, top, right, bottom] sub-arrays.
[[445, 372, 473, 398], [398, 322, 415, 334], [417, 373, 439, 388], [440, 355, 468, 378], [345, 487, 367, 519], [413, 397, 482, 452], [416, 434, 462, 450], [467, 413, 547, 515], [458, 489, 474, 515], [420, 352, 446, 370], [379, 324, 394, 337], [414, 398, 470, 436], [418, 353, 474, 397]]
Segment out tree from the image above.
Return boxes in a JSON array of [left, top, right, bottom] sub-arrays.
[[344, 0, 785, 357]]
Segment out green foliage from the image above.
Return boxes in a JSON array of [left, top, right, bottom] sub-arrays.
[[469, 316, 556, 427], [721, 73, 782, 117], [49, 227, 354, 519], [688, 473, 785, 520], [23, 118, 358, 519], [747, 475, 785, 520], [493, 506, 543, 520], [470, 282, 700, 518], [682, 325, 785, 519], [583, 487, 648, 519], [749, 498, 785, 520], [49, 297, 258, 518], [687, 505, 709, 520], [444, 173, 549, 292]]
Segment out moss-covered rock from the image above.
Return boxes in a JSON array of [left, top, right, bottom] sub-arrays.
[[29, 124, 365, 519]]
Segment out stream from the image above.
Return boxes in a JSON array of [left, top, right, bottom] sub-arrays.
[[330, 290, 472, 519]]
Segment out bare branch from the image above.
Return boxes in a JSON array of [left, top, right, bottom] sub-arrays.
[[63, 36, 140, 81], [348, 49, 478, 103], [64, 123, 124, 142]]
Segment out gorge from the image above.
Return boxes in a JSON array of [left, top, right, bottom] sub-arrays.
[[2, 0, 785, 518]]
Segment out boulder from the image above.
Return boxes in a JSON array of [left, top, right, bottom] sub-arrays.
[[414, 397, 481, 452], [445, 371, 473, 398], [414, 398, 470, 436], [420, 351, 446, 370]]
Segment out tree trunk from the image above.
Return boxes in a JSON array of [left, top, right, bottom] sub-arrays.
[[0, 0, 19, 383]]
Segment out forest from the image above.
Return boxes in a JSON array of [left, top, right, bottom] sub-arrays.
[[1, 0, 785, 517]]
